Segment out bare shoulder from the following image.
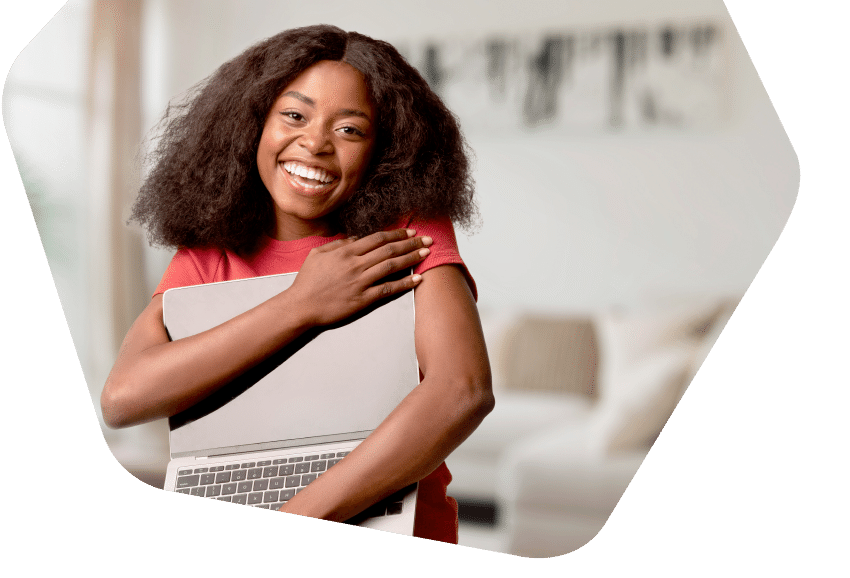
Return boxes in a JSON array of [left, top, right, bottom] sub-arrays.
[[413, 265, 489, 380], [415, 264, 474, 301]]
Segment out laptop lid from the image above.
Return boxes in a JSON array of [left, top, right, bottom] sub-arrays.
[[162, 272, 418, 459]]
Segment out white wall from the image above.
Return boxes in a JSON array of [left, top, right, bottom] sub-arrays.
[[141, 0, 797, 312]]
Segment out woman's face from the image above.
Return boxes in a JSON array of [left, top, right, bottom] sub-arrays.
[[257, 60, 376, 240]]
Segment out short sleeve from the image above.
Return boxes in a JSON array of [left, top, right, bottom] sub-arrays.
[[407, 216, 477, 301], [153, 247, 225, 297]]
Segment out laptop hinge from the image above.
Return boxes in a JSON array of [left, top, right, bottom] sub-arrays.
[[171, 431, 373, 460]]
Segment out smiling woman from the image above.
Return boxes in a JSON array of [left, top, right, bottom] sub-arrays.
[[101, 24, 492, 544], [257, 61, 376, 240]]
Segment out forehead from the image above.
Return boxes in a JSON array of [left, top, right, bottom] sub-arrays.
[[278, 60, 373, 114]]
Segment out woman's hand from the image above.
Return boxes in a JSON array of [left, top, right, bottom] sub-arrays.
[[288, 228, 433, 327]]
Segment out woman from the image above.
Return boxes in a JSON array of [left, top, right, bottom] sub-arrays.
[[102, 24, 493, 544]]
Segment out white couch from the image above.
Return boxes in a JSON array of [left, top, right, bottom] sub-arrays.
[[445, 296, 738, 557]]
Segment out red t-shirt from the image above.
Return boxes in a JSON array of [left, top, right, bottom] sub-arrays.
[[153, 216, 474, 543]]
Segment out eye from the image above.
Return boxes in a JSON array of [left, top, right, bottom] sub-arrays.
[[281, 110, 304, 122], [338, 125, 366, 137]]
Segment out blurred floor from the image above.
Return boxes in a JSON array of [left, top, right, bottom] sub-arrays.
[[457, 521, 508, 553]]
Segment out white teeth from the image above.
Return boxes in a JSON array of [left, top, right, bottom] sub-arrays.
[[282, 161, 335, 184]]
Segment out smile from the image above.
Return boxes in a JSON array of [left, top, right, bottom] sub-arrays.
[[282, 161, 338, 190]]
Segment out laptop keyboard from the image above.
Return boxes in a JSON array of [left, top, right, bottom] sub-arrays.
[[173, 451, 407, 517]]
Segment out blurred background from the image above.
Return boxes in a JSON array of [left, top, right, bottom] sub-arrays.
[[3, 0, 796, 556]]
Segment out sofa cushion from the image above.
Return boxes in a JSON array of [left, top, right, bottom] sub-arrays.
[[591, 298, 735, 454], [590, 343, 697, 454], [498, 316, 598, 398], [496, 421, 646, 516]]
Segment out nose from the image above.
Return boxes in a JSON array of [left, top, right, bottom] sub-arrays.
[[298, 124, 334, 156]]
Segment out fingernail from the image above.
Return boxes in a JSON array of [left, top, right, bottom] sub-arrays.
[[419, 248, 430, 258], [406, 229, 416, 237], [422, 236, 433, 246], [412, 274, 422, 283]]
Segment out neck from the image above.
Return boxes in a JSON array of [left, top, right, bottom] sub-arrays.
[[273, 215, 340, 242]]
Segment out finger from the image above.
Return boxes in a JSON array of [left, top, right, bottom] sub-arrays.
[[347, 228, 416, 256], [361, 247, 431, 286], [362, 273, 423, 303], [314, 236, 358, 252], [356, 235, 433, 271]]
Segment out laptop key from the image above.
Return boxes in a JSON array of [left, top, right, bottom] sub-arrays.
[[225, 464, 239, 470], [264, 491, 279, 503], [176, 475, 200, 488], [257, 460, 271, 467], [192, 468, 208, 474], [205, 485, 222, 497], [232, 494, 248, 505], [288, 457, 303, 463], [269, 477, 285, 490], [222, 483, 237, 495], [279, 489, 295, 501], [232, 470, 247, 481], [262, 466, 278, 478], [237, 481, 252, 493], [215, 472, 231, 483], [294, 463, 310, 474], [218, 496, 233, 502], [310, 460, 326, 473], [305, 455, 320, 461], [176, 489, 190, 494], [252, 479, 269, 492], [241, 462, 255, 469], [200, 473, 215, 485], [178, 469, 193, 476], [210, 466, 225, 472], [272, 459, 287, 465], [247, 468, 262, 480], [190, 487, 205, 497], [248, 492, 263, 505], [301, 473, 317, 485], [279, 464, 294, 476], [320, 453, 335, 459], [327, 459, 340, 468], [285, 475, 301, 488]]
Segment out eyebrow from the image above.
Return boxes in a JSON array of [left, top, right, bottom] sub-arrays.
[[280, 91, 372, 122], [281, 91, 315, 106]]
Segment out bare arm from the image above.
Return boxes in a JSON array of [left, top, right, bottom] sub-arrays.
[[101, 230, 432, 429], [277, 264, 494, 522]]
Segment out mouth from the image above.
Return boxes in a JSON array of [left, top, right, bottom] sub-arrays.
[[282, 161, 339, 191]]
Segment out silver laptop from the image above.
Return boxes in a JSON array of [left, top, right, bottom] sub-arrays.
[[161, 271, 419, 534]]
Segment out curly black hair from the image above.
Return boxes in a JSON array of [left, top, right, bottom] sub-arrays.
[[130, 24, 477, 254]]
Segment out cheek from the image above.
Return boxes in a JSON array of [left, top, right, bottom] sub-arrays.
[[257, 143, 278, 188], [258, 134, 280, 168], [347, 145, 374, 180]]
